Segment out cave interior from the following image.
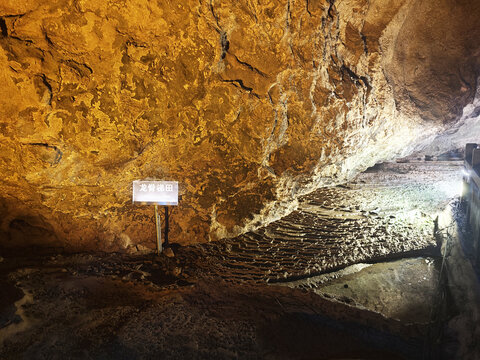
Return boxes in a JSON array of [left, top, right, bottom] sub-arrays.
[[1, 0, 480, 359]]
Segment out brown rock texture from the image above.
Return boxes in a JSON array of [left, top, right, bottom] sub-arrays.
[[0, 0, 479, 251]]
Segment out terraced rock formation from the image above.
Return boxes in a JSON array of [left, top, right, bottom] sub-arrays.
[[182, 160, 461, 283]]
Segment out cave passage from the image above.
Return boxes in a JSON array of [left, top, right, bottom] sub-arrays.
[[2, 154, 478, 359]]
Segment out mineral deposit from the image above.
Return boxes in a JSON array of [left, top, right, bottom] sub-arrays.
[[0, 0, 479, 250]]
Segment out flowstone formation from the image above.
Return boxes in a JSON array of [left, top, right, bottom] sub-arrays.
[[0, 0, 479, 251]]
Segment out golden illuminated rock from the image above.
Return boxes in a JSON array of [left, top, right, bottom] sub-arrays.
[[0, 0, 479, 251]]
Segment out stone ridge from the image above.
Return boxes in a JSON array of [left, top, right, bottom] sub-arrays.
[[0, 0, 478, 251]]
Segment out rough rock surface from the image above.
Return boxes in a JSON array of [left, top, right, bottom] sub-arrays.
[[0, 255, 418, 360], [0, 0, 479, 250]]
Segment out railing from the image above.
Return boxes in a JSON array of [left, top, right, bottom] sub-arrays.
[[463, 143, 480, 266]]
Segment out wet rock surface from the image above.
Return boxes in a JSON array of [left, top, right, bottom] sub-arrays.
[[285, 257, 441, 323]]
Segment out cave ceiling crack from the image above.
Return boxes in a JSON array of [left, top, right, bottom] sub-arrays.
[[341, 64, 371, 91], [0, 13, 28, 38], [0, 18, 7, 37], [327, 0, 336, 20], [233, 54, 266, 77], [358, 0, 371, 56], [39, 74, 53, 106], [61, 59, 94, 76], [25, 142, 63, 165], [360, 32, 368, 55], [209, 0, 221, 31], [284, 0, 295, 57], [0, 13, 28, 18], [220, 31, 229, 59], [5, 35, 35, 46], [286, 0, 291, 31], [206, 0, 233, 67], [43, 31, 54, 47], [221, 79, 260, 98], [306, 0, 312, 16]]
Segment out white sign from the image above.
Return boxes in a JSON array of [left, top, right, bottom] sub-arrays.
[[132, 180, 178, 205]]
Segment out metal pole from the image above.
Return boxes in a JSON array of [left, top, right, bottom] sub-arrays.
[[164, 206, 169, 246], [154, 205, 162, 255]]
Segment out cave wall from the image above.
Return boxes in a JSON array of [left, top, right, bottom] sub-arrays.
[[0, 0, 479, 251]]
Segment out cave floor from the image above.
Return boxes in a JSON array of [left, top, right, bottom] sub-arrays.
[[188, 159, 461, 284], [0, 159, 471, 359]]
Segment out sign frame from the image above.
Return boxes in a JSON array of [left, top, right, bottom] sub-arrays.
[[132, 180, 179, 206]]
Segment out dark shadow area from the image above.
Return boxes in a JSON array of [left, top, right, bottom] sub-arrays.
[[259, 312, 413, 359], [0, 278, 23, 328]]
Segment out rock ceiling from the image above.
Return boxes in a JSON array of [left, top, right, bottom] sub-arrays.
[[0, 0, 479, 251]]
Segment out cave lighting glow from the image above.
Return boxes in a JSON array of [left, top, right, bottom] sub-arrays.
[[436, 179, 465, 199]]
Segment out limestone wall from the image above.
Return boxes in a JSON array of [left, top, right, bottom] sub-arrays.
[[0, 0, 479, 251]]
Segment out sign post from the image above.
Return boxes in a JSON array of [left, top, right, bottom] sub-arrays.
[[154, 204, 162, 254], [164, 206, 170, 246], [133, 180, 179, 255]]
